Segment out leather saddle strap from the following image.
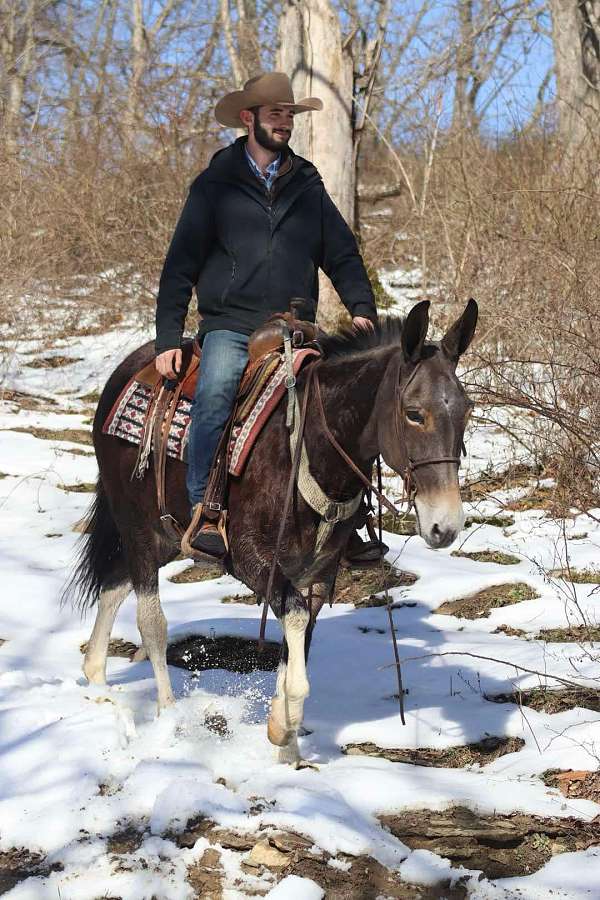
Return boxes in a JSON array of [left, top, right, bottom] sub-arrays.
[[203, 403, 238, 516], [259, 361, 319, 649], [153, 381, 184, 542]]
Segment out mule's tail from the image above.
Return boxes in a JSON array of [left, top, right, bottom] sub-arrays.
[[60, 477, 124, 613]]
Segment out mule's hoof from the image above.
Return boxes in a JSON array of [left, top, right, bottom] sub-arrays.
[[267, 715, 293, 748], [82, 662, 106, 685], [294, 759, 319, 771], [157, 693, 176, 714]]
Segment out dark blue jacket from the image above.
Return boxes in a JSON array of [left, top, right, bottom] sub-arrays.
[[155, 137, 376, 352]]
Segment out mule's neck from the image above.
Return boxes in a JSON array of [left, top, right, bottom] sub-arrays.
[[303, 348, 396, 499]]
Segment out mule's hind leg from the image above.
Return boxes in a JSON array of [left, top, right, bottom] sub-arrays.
[[127, 540, 175, 713], [83, 565, 131, 685]]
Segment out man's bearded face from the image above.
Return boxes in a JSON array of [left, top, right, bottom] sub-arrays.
[[252, 106, 294, 152]]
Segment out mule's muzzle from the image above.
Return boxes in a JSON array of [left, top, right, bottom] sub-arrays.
[[427, 523, 458, 549], [414, 490, 464, 550]]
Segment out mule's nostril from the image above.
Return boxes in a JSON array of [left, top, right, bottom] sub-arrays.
[[429, 524, 455, 549]]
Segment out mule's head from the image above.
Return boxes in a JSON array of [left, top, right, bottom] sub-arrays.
[[377, 299, 478, 549]]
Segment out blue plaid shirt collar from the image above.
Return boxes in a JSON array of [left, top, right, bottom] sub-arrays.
[[245, 143, 281, 191]]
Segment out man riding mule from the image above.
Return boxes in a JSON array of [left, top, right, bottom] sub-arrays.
[[67, 292, 477, 766], [155, 72, 378, 560]]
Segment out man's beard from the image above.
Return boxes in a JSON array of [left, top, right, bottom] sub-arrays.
[[254, 116, 290, 153]]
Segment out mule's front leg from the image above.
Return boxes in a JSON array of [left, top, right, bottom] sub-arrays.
[[267, 583, 310, 765]]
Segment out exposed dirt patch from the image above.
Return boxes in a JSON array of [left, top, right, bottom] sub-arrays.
[[492, 624, 528, 638], [80, 637, 138, 659], [505, 486, 556, 511], [0, 848, 57, 893], [551, 568, 600, 584], [63, 446, 95, 457], [107, 827, 145, 855], [181, 825, 467, 899], [167, 634, 281, 673], [57, 481, 96, 493], [464, 513, 515, 528], [381, 511, 417, 535], [288, 854, 467, 899], [78, 390, 102, 404], [436, 582, 537, 618], [486, 685, 600, 714], [343, 735, 524, 767], [537, 624, 600, 643], [24, 354, 83, 368], [187, 847, 224, 898], [0, 388, 60, 411], [543, 769, 600, 803], [217, 564, 416, 609], [451, 549, 521, 565], [221, 592, 258, 605], [168, 563, 224, 584], [381, 806, 599, 879], [5, 425, 92, 445], [334, 563, 417, 607]]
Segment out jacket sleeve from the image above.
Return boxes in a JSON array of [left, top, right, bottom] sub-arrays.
[[155, 177, 215, 354], [320, 188, 377, 321]]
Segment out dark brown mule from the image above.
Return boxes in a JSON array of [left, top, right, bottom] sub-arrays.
[[65, 299, 477, 764]]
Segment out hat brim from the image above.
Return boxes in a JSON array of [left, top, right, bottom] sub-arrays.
[[215, 93, 323, 128]]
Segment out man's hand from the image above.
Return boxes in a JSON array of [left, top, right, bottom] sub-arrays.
[[155, 349, 182, 379], [352, 316, 375, 333]]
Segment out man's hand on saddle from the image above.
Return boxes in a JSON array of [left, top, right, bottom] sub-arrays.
[[156, 349, 182, 380], [352, 316, 375, 333]]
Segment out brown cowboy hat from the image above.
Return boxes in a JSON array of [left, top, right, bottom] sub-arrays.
[[215, 72, 323, 128]]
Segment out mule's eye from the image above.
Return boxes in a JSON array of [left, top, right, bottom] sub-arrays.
[[406, 409, 425, 426]]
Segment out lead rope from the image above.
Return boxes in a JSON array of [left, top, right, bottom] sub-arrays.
[[376, 456, 406, 725]]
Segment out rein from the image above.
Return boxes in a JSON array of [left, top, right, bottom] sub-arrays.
[[259, 356, 464, 663]]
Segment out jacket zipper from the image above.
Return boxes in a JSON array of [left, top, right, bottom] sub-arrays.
[[220, 253, 236, 304], [266, 188, 274, 302]]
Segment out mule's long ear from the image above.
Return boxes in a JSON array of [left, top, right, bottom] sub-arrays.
[[441, 298, 478, 363], [402, 300, 430, 362]]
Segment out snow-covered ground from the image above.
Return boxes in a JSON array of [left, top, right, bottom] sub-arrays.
[[0, 323, 599, 899]]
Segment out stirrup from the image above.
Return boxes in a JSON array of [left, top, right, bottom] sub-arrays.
[[181, 504, 228, 561]]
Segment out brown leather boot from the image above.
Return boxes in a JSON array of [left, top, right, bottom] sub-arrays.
[[181, 504, 227, 559]]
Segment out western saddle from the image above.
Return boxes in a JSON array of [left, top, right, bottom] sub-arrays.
[[141, 301, 324, 548]]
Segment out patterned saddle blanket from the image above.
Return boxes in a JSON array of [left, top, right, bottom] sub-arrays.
[[103, 346, 320, 476]]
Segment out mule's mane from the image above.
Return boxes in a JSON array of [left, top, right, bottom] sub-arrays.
[[319, 314, 407, 360]]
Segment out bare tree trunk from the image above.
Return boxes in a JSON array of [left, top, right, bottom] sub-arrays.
[[124, 0, 147, 143], [277, 0, 355, 331], [1, 0, 37, 155], [550, 0, 600, 152], [453, 0, 475, 131], [221, 0, 261, 86]]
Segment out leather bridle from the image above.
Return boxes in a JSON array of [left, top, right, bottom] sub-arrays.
[[390, 360, 464, 506]]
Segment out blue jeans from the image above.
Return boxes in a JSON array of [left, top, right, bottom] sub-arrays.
[[186, 329, 249, 507]]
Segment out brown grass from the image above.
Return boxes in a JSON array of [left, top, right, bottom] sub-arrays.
[[486, 686, 600, 714], [344, 735, 524, 767], [451, 549, 521, 565], [436, 582, 537, 618]]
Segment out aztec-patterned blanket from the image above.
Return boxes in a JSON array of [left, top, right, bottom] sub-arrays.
[[102, 348, 319, 476]]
